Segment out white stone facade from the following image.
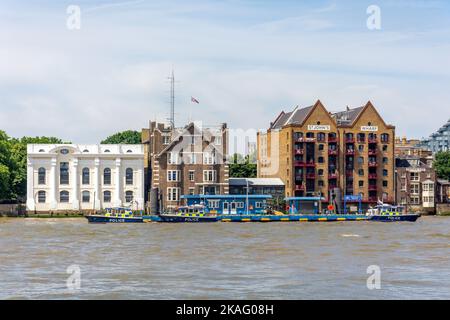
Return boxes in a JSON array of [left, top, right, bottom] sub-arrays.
[[26, 144, 145, 212]]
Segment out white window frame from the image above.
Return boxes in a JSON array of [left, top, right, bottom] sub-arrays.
[[167, 187, 180, 201], [203, 170, 216, 182], [208, 200, 220, 209], [162, 135, 170, 145], [203, 152, 215, 165], [168, 152, 179, 165], [167, 170, 180, 182], [188, 170, 195, 181]]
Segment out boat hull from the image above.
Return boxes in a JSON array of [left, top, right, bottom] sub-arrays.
[[159, 215, 218, 223], [85, 215, 144, 223], [367, 214, 420, 222]]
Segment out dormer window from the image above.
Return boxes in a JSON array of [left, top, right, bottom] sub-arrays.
[[60, 149, 69, 155]]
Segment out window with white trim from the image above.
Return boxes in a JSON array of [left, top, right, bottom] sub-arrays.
[[167, 187, 180, 201], [203, 152, 215, 165], [203, 170, 216, 182], [215, 136, 222, 145], [208, 200, 220, 209], [255, 202, 262, 209], [236, 202, 244, 209], [162, 135, 170, 145], [167, 170, 180, 182], [168, 152, 179, 165], [188, 170, 195, 181]]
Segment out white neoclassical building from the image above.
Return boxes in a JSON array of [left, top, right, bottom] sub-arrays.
[[26, 144, 145, 212]]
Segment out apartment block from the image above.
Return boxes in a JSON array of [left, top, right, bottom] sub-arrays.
[[142, 121, 229, 211], [257, 100, 395, 205], [395, 155, 436, 214]]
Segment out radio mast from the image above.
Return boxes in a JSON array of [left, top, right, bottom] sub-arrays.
[[168, 69, 175, 129]]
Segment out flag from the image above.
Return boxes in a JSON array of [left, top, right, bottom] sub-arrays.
[[191, 97, 199, 104]]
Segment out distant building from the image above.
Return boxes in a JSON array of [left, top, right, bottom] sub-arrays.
[[26, 144, 145, 212], [229, 178, 285, 199], [395, 136, 432, 157], [142, 121, 229, 211], [395, 155, 436, 214], [437, 179, 450, 203], [257, 100, 395, 205], [419, 119, 450, 153]]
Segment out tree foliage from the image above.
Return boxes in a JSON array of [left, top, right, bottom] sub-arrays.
[[0, 131, 67, 200], [101, 130, 141, 144], [434, 151, 450, 180], [229, 153, 257, 178]]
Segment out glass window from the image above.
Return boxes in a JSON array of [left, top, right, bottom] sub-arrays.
[[126, 168, 133, 185], [189, 171, 195, 181], [358, 145, 364, 152], [383, 157, 388, 164], [318, 157, 324, 163], [38, 167, 46, 185], [318, 144, 324, 151], [383, 145, 388, 151], [60, 191, 69, 203], [359, 180, 364, 187], [358, 157, 364, 164], [381, 133, 389, 142], [125, 191, 133, 203], [104, 168, 111, 185], [317, 133, 326, 142], [358, 169, 364, 176], [103, 191, 111, 203], [38, 191, 46, 203], [60, 162, 69, 185], [383, 169, 388, 176], [383, 181, 388, 187], [318, 169, 324, 176], [82, 168, 90, 185], [82, 191, 90, 203]]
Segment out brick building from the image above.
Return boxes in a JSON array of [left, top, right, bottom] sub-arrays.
[[395, 155, 436, 214], [142, 121, 229, 211], [257, 100, 395, 206]]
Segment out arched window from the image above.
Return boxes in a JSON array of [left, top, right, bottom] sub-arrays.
[[103, 191, 111, 203], [104, 149, 110, 153], [126, 168, 133, 185], [37, 191, 46, 203], [60, 191, 69, 203], [317, 132, 326, 142], [82, 168, 90, 185], [38, 167, 46, 185], [60, 162, 69, 185], [381, 133, 389, 143], [125, 191, 133, 203], [104, 168, 111, 185], [306, 132, 315, 138], [127, 150, 133, 153], [82, 191, 90, 203]]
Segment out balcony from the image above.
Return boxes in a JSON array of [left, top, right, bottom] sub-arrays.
[[294, 149, 304, 155], [328, 149, 338, 155], [296, 137, 316, 143], [295, 185, 305, 191], [368, 162, 378, 167], [368, 196, 378, 202], [345, 137, 355, 143], [328, 173, 338, 179], [368, 173, 377, 179], [357, 138, 366, 144], [294, 161, 305, 167], [368, 185, 377, 191], [328, 136, 338, 143], [346, 170, 353, 177], [305, 161, 316, 167], [368, 137, 378, 144], [306, 173, 316, 179], [368, 149, 377, 155], [295, 175, 303, 181], [346, 149, 355, 156]]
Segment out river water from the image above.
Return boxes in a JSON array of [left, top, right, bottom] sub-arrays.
[[0, 217, 449, 300]]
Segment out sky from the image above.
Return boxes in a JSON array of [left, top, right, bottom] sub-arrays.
[[1, 0, 450, 145]]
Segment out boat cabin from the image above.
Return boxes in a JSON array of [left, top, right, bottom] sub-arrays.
[[180, 195, 272, 215]]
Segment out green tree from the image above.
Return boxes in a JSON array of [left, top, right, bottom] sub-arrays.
[[0, 131, 67, 200], [434, 151, 450, 180], [101, 130, 141, 144], [229, 153, 257, 178], [0, 164, 10, 200]]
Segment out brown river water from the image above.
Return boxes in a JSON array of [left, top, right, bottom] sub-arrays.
[[0, 217, 449, 300]]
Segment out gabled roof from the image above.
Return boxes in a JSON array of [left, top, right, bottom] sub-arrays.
[[156, 122, 223, 158], [332, 101, 393, 128], [269, 100, 330, 129]]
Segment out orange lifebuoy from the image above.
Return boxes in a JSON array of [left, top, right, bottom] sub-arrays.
[[328, 204, 334, 211]]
